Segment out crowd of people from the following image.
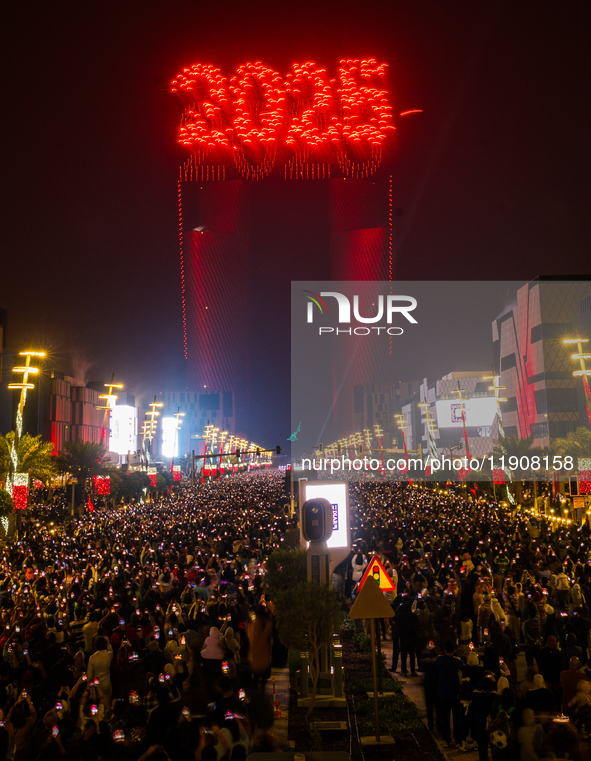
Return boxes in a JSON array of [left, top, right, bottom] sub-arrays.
[[335, 480, 591, 760], [0, 472, 292, 761], [0, 471, 589, 760]]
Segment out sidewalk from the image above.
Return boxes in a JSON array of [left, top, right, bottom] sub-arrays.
[[270, 666, 292, 748], [378, 638, 529, 761]]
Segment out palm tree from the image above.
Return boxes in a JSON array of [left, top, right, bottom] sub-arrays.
[[58, 441, 109, 486], [0, 432, 57, 488], [492, 434, 553, 505], [553, 426, 591, 467], [492, 435, 531, 504]]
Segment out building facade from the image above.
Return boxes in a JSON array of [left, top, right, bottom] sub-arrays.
[[493, 279, 591, 447], [418, 371, 497, 458], [162, 388, 236, 456]]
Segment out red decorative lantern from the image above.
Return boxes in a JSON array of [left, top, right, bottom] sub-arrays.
[[492, 468, 506, 485], [13, 485, 28, 510], [93, 475, 110, 495], [578, 459, 591, 494]]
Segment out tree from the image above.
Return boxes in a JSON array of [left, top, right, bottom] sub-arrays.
[[126, 471, 151, 498], [0, 432, 57, 487], [273, 580, 341, 716], [265, 548, 340, 716], [492, 435, 532, 504], [0, 489, 13, 518], [0, 490, 13, 539], [58, 441, 109, 486], [264, 547, 307, 599], [553, 427, 591, 466]]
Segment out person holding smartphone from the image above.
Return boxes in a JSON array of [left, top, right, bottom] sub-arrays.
[[77, 686, 105, 731], [195, 722, 231, 761], [6, 690, 37, 760]]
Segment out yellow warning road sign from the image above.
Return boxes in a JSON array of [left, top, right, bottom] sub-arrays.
[[358, 555, 396, 592]]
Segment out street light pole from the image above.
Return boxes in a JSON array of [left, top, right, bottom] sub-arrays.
[[563, 337, 591, 422], [97, 375, 123, 452], [7, 350, 45, 533]]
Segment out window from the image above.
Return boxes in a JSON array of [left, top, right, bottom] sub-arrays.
[[502, 396, 518, 413], [180, 393, 185, 403], [530, 422, 548, 439], [534, 390, 547, 415], [549, 420, 577, 438], [530, 324, 542, 344], [545, 387, 577, 412], [531, 323, 573, 343], [200, 394, 220, 410], [223, 392, 233, 417], [501, 353, 517, 371]]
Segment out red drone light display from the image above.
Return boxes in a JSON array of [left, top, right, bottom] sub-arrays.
[[172, 59, 396, 180]]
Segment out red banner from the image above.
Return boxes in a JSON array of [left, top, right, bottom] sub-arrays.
[[13, 485, 28, 510], [583, 375, 591, 425], [93, 475, 110, 495], [492, 468, 506, 485], [579, 469, 591, 495]]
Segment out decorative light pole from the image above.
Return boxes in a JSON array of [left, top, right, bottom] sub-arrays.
[[484, 373, 514, 505], [142, 397, 163, 471], [219, 431, 227, 474], [563, 338, 591, 424], [419, 401, 439, 476], [171, 407, 185, 481], [451, 384, 471, 481], [394, 414, 411, 480], [363, 428, 372, 456], [97, 375, 123, 449], [563, 338, 591, 499], [373, 423, 386, 474], [7, 350, 46, 497]]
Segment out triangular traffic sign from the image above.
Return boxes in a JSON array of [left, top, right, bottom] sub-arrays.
[[358, 554, 395, 592], [349, 575, 395, 619]]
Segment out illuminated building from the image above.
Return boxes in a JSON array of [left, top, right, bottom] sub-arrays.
[[493, 278, 591, 446], [162, 389, 236, 456], [411, 372, 497, 458], [108, 395, 143, 460], [572, 293, 591, 429], [46, 375, 103, 451], [173, 60, 397, 427]]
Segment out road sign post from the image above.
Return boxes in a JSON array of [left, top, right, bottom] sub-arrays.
[[349, 575, 396, 746]]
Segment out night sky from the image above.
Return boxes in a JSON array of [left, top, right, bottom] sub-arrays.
[[2, 1, 590, 446]]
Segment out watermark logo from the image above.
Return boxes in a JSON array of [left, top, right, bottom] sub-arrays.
[[303, 291, 329, 318], [304, 291, 418, 336]]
